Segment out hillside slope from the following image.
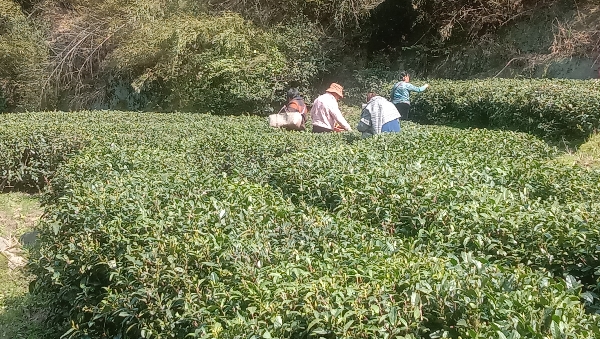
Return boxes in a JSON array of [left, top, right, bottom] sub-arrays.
[[384, 0, 600, 79]]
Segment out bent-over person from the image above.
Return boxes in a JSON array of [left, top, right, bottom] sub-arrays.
[[283, 88, 308, 131], [357, 92, 401, 138]]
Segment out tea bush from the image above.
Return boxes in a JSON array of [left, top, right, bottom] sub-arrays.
[[270, 127, 600, 286], [0, 111, 594, 338], [352, 78, 600, 139], [0, 114, 89, 191], [408, 79, 600, 139]]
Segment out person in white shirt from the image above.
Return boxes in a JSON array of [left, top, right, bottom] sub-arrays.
[[310, 83, 352, 133]]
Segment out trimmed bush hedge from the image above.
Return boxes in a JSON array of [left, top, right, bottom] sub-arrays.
[[352, 78, 600, 139], [409, 79, 600, 139], [9, 112, 596, 338], [271, 127, 600, 285], [0, 115, 88, 191]]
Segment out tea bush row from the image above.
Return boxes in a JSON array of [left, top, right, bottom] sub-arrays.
[[410, 79, 600, 140], [269, 127, 600, 288], [0, 117, 88, 191], [15, 112, 598, 338], [0, 112, 321, 191], [34, 138, 599, 338]]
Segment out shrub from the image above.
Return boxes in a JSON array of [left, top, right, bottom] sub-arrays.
[[35, 0, 329, 112], [0, 0, 48, 111], [16, 112, 598, 338], [411, 0, 544, 41], [116, 13, 327, 113], [398, 78, 600, 139], [0, 90, 6, 111], [0, 114, 89, 191], [209, 0, 378, 30], [125, 13, 285, 112], [271, 127, 600, 283]]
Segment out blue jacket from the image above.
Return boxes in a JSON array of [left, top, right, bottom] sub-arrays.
[[390, 81, 427, 105]]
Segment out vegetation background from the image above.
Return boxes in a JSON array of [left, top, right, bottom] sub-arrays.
[[1, 0, 599, 113]]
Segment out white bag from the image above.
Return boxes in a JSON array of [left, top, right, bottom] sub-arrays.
[[269, 106, 304, 131]]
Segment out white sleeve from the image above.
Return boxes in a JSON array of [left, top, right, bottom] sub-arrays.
[[331, 104, 352, 131]]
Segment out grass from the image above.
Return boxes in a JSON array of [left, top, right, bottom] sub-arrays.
[[557, 133, 600, 168], [0, 193, 42, 238], [0, 192, 52, 339]]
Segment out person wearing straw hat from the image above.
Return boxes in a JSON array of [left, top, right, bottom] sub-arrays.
[[310, 83, 352, 133]]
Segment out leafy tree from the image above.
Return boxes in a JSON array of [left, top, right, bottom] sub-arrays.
[[38, 0, 326, 112], [411, 0, 551, 41], [208, 0, 383, 29], [107, 12, 326, 112]]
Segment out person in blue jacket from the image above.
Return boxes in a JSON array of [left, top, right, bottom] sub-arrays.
[[390, 71, 429, 120]]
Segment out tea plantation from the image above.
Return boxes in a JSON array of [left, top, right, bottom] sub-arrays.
[[1, 111, 599, 338]]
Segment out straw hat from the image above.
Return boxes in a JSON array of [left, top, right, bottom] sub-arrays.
[[325, 83, 344, 98]]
